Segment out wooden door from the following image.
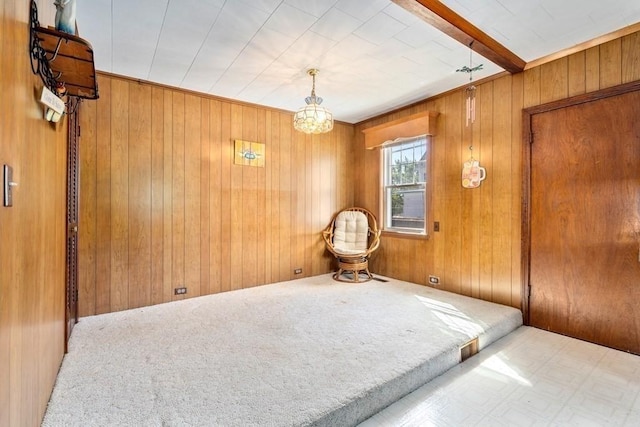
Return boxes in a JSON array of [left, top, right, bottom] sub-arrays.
[[526, 86, 640, 354], [65, 97, 80, 348]]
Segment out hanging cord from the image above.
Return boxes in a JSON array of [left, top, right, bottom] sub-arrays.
[[468, 47, 474, 161], [469, 41, 474, 82]]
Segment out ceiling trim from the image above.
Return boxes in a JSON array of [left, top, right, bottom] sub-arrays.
[[392, 0, 526, 73]]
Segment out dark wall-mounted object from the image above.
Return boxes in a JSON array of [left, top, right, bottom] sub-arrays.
[[29, 0, 99, 100]]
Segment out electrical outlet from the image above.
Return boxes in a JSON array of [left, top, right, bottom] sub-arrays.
[[294, 268, 302, 274], [428, 275, 440, 286], [434, 221, 440, 232], [174, 287, 187, 295]]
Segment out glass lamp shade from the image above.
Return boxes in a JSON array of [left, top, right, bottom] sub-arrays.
[[293, 96, 334, 134]]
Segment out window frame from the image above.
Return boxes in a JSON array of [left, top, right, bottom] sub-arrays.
[[380, 135, 431, 237]]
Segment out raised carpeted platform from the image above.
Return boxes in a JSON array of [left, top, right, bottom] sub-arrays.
[[42, 274, 522, 426]]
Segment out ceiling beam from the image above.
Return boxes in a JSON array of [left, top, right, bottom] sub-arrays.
[[392, 0, 526, 74]]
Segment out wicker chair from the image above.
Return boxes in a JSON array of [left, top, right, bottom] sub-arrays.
[[323, 207, 381, 283]]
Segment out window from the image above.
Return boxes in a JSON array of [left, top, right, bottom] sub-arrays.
[[382, 136, 429, 234]]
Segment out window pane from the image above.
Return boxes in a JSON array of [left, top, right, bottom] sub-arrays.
[[382, 136, 428, 234], [385, 139, 427, 186], [387, 186, 425, 230], [389, 165, 401, 185]]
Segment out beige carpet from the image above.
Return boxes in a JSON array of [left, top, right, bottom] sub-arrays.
[[42, 274, 522, 426]]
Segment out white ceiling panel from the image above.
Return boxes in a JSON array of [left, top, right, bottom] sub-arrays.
[[147, 0, 223, 86], [395, 22, 446, 49], [180, 31, 246, 93], [329, 33, 379, 59], [309, 7, 363, 41], [335, 0, 390, 22], [251, 27, 296, 57], [376, 37, 419, 62], [353, 10, 407, 46], [280, 31, 338, 72], [238, 75, 286, 103], [285, 0, 338, 18], [227, 47, 275, 80], [110, 0, 168, 79], [264, 3, 318, 39], [76, 0, 640, 123], [217, 1, 271, 36], [79, 0, 112, 72], [382, 2, 423, 26], [241, 0, 283, 14]]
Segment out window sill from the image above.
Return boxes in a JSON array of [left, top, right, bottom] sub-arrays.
[[381, 230, 430, 241]]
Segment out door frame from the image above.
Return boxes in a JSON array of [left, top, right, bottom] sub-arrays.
[[521, 79, 640, 325]]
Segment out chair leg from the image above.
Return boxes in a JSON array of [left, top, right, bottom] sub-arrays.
[[353, 269, 360, 283], [332, 259, 372, 283]]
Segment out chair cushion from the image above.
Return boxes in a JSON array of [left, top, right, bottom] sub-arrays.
[[334, 247, 366, 256], [333, 210, 368, 254]]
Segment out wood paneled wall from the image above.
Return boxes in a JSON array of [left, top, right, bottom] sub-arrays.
[[78, 74, 354, 316], [354, 31, 640, 309], [0, 1, 68, 426]]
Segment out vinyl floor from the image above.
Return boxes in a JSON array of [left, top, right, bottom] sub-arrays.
[[360, 326, 640, 427]]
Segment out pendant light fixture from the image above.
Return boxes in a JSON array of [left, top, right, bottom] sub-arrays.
[[293, 69, 334, 134], [457, 42, 486, 189]]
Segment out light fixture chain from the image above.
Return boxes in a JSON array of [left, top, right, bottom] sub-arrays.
[[469, 41, 473, 82]]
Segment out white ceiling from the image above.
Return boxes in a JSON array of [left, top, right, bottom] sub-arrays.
[[76, 0, 640, 123]]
